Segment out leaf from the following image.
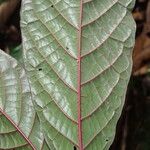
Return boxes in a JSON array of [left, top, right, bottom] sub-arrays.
[[21, 0, 136, 149], [0, 50, 46, 149], [10, 45, 23, 63]]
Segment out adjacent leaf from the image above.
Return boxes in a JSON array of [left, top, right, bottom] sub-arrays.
[[21, 0, 136, 150], [0, 50, 46, 150]]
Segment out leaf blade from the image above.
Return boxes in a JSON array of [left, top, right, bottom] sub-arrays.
[[21, 0, 136, 149], [0, 50, 46, 150]]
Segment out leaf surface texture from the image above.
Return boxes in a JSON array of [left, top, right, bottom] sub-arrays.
[[21, 0, 136, 149]]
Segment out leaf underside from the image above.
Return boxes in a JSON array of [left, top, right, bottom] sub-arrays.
[[0, 0, 136, 149], [21, 0, 136, 149], [0, 51, 47, 150]]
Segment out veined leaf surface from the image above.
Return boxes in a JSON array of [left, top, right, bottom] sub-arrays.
[[0, 50, 48, 150], [21, 0, 136, 149]]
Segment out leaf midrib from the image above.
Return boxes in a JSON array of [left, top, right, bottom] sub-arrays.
[[77, 1, 83, 150], [0, 108, 36, 150]]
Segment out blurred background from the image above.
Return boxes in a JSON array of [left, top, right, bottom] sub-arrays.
[[0, 0, 150, 149]]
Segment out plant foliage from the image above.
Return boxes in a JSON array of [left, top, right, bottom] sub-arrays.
[[0, 0, 136, 149]]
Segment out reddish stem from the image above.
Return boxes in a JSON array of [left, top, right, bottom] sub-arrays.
[[0, 108, 36, 150], [77, 0, 83, 150]]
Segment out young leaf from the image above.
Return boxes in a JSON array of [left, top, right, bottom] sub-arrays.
[[0, 50, 46, 149], [21, 0, 136, 149]]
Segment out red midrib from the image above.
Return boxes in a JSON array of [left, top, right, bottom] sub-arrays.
[[0, 108, 36, 150], [77, 1, 83, 150]]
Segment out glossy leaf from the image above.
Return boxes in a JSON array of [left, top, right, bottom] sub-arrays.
[[21, 0, 136, 150], [0, 50, 46, 150]]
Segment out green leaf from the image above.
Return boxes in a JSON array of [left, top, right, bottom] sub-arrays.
[[10, 45, 23, 63], [21, 0, 136, 150], [0, 50, 46, 149]]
